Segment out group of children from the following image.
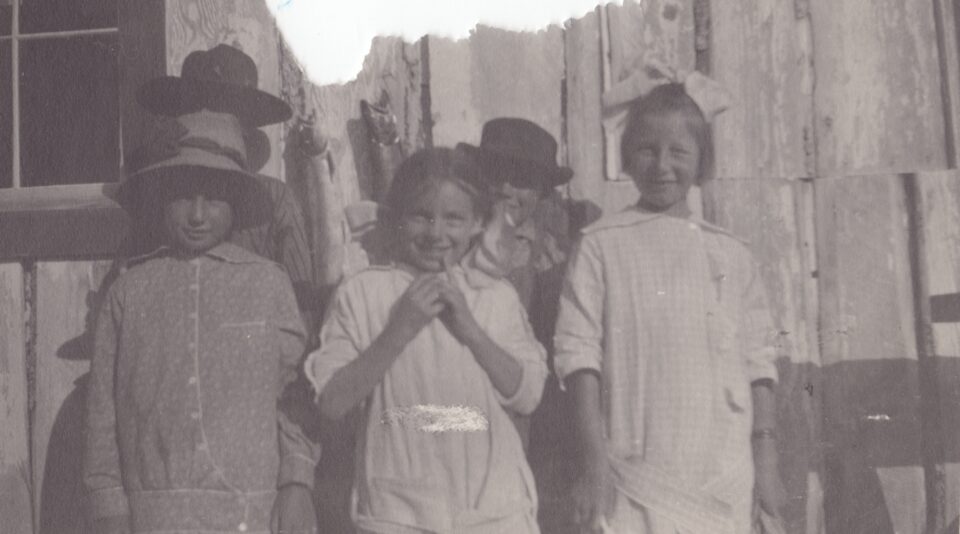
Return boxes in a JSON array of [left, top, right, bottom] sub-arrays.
[[84, 43, 785, 534]]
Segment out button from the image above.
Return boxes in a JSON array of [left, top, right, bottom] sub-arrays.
[[189, 284, 199, 291], [190, 411, 201, 420], [197, 442, 208, 452], [688, 222, 698, 230], [188, 342, 196, 350], [188, 376, 198, 385], [237, 522, 248, 532], [188, 311, 198, 319]]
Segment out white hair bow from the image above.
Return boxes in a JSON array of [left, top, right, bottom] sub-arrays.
[[601, 60, 732, 180]]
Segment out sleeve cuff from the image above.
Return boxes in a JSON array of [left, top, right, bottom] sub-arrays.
[[746, 347, 779, 383], [278, 453, 318, 490], [553, 352, 602, 391], [88, 487, 129, 519], [495, 359, 547, 415]]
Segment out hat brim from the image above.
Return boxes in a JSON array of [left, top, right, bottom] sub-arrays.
[[137, 77, 292, 127], [119, 165, 271, 230], [457, 143, 573, 191]]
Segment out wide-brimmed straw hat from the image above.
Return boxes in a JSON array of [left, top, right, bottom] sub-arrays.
[[137, 44, 292, 127], [120, 110, 271, 229], [457, 118, 573, 192]]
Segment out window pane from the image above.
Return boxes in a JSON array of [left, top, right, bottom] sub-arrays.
[[0, 2, 10, 37], [20, 35, 119, 187], [20, 0, 117, 34], [0, 42, 10, 189]]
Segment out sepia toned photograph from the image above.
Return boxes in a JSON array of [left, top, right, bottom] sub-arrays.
[[0, 1, 957, 533]]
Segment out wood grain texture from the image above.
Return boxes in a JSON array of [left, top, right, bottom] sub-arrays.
[[917, 171, 960, 528], [807, 0, 947, 176], [564, 9, 605, 218], [815, 175, 925, 534], [166, 0, 284, 177], [428, 25, 564, 148], [32, 261, 114, 534], [710, 0, 814, 179], [0, 263, 33, 534]]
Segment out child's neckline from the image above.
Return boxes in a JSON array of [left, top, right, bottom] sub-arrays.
[[635, 201, 693, 219]]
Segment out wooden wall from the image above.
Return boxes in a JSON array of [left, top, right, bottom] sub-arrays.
[[2, 1, 960, 533]]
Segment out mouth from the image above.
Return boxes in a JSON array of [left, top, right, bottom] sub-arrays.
[[183, 229, 211, 241]]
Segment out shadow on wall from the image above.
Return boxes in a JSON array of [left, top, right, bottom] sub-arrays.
[[38, 263, 122, 534]]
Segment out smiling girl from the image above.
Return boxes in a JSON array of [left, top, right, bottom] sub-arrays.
[[555, 81, 785, 534], [306, 147, 547, 533]]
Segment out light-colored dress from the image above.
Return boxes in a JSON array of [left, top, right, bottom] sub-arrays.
[[554, 208, 778, 534], [306, 264, 548, 534]]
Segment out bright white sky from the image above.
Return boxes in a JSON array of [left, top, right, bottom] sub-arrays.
[[266, 0, 614, 85]]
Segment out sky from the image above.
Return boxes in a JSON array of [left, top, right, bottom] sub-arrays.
[[266, 0, 614, 85]]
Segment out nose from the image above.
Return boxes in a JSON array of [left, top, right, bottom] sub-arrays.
[[655, 148, 671, 174], [188, 195, 207, 225], [425, 217, 444, 239]]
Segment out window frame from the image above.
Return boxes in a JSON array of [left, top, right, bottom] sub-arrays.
[[0, 0, 166, 260]]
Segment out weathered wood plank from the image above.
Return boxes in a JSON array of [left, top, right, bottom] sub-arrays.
[[917, 171, 960, 528], [0, 262, 32, 534], [33, 260, 114, 534], [165, 0, 284, 177], [815, 175, 925, 533], [807, 0, 947, 176], [564, 9, 604, 227], [708, 178, 822, 534], [428, 25, 564, 149], [710, 0, 813, 179]]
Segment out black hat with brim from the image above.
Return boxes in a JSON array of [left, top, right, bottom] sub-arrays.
[[136, 44, 292, 127], [456, 117, 573, 193]]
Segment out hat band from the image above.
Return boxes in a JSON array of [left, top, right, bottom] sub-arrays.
[[180, 135, 248, 170]]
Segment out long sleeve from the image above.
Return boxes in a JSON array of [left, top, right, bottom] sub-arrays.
[[553, 235, 606, 386], [272, 271, 319, 489], [740, 255, 778, 383], [83, 283, 129, 519], [303, 281, 362, 398], [490, 283, 548, 415]]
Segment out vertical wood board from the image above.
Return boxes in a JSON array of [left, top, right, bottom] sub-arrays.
[[0, 262, 32, 534], [710, 0, 814, 179], [815, 175, 924, 533], [808, 0, 947, 175], [428, 25, 564, 149], [32, 260, 113, 533]]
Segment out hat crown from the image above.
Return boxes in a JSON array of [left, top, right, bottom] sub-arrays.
[[480, 118, 558, 165], [181, 44, 258, 89]]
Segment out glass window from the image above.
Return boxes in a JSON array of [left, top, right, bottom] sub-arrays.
[[0, 0, 120, 190]]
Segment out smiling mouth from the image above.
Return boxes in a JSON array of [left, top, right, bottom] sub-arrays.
[[184, 229, 211, 240]]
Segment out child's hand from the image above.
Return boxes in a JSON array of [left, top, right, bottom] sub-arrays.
[[386, 274, 446, 340], [437, 258, 483, 344], [571, 458, 615, 533]]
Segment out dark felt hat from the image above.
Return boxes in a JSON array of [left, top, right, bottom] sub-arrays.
[[137, 44, 292, 127], [120, 110, 271, 229], [457, 118, 573, 192]]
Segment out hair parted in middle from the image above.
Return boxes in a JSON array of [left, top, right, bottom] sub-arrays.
[[620, 83, 715, 184], [383, 146, 494, 224]]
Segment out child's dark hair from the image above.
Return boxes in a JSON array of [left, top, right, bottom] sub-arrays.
[[620, 83, 714, 183], [383, 147, 493, 223]]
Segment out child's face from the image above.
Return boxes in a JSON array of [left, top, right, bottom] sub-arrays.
[[162, 183, 234, 254], [497, 182, 540, 226], [624, 112, 701, 212], [397, 180, 483, 274]]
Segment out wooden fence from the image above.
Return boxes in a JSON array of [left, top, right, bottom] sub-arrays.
[[1, 1, 958, 532]]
